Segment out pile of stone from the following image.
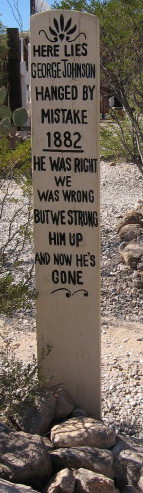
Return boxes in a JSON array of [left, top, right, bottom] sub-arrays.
[[117, 202, 143, 289], [0, 386, 143, 493]]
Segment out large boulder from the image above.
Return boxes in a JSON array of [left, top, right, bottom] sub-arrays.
[[50, 417, 116, 449], [16, 391, 56, 435], [112, 434, 143, 490], [119, 241, 143, 269], [44, 468, 75, 493], [50, 446, 114, 478], [117, 208, 143, 232], [0, 430, 52, 489], [117, 205, 143, 272], [112, 434, 143, 456], [51, 385, 74, 422], [74, 468, 117, 493], [15, 386, 74, 435], [118, 223, 143, 242], [0, 479, 39, 492], [118, 450, 143, 490]]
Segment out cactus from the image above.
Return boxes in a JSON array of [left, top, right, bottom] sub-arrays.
[[0, 86, 7, 105], [13, 107, 28, 127], [0, 86, 29, 137], [0, 117, 11, 136], [0, 105, 12, 121], [0, 86, 12, 124]]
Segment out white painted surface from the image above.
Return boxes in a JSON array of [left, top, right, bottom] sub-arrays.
[[31, 10, 100, 417]]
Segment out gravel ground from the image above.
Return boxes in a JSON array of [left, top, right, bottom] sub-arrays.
[[100, 161, 143, 438], [0, 160, 143, 438], [101, 160, 143, 323]]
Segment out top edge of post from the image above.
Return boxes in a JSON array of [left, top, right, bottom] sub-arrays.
[[30, 10, 100, 23]]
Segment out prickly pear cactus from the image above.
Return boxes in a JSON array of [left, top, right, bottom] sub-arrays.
[[0, 86, 7, 105], [13, 107, 28, 127], [0, 86, 12, 122], [0, 86, 29, 135], [0, 117, 11, 135], [0, 105, 12, 121]]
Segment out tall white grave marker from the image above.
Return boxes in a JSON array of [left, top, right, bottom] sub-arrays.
[[31, 10, 100, 417]]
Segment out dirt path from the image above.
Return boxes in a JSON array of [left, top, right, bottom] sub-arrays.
[[0, 314, 143, 437], [1, 315, 142, 368]]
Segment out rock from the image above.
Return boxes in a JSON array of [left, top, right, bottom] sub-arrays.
[[138, 475, 143, 492], [118, 224, 143, 242], [119, 241, 143, 269], [137, 261, 143, 270], [119, 449, 143, 489], [44, 468, 75, 493], [133, 278, 143, 288], [112, 435, 143, 490], [74, 468, 116, 492], [71, 408, 88, 418], [16, 390, 56, 435], [51, 385, 74, 422], [50, 446, 114, 478], [112, 434, 143, 456], [50, 417, 116, 449], [0, 422, 12, 433], [0, 479, 39, 492], [41, 437, 54, 450], [121, 486, 139, 493], [117, 209, 143, 232], [0, 430, 52, 489]]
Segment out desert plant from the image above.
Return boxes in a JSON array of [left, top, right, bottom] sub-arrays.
[[0, 170, 33, 315], [0, 86, 11, 122], [0, 86, 28, 137], [0, 275, 34, 316], [0, 327, 52, 422], [100, 113, 143, 163], [0, 135, 31, 179], [0, 82, 33, 317], [0, 127, 33, 316]]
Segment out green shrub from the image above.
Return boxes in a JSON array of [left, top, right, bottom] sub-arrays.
[[100, 124, 124, 161], [0, 136, 31, 183], [0, 327, 52, 422], [0, 275, 34, 316], [100, 113, 143, 163], [0, 135, 33, 316]]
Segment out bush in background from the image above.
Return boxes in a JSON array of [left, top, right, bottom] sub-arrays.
[[100, 113, 142, 163], [0, 327, 52, 424]]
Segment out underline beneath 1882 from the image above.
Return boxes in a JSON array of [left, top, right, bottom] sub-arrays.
[[42, 149, 84, 153]]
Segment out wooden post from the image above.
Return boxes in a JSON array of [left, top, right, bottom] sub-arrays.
[[7, 28, 22, 111], [30, 0, 35, 15], [31, 10, 101, 417]]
